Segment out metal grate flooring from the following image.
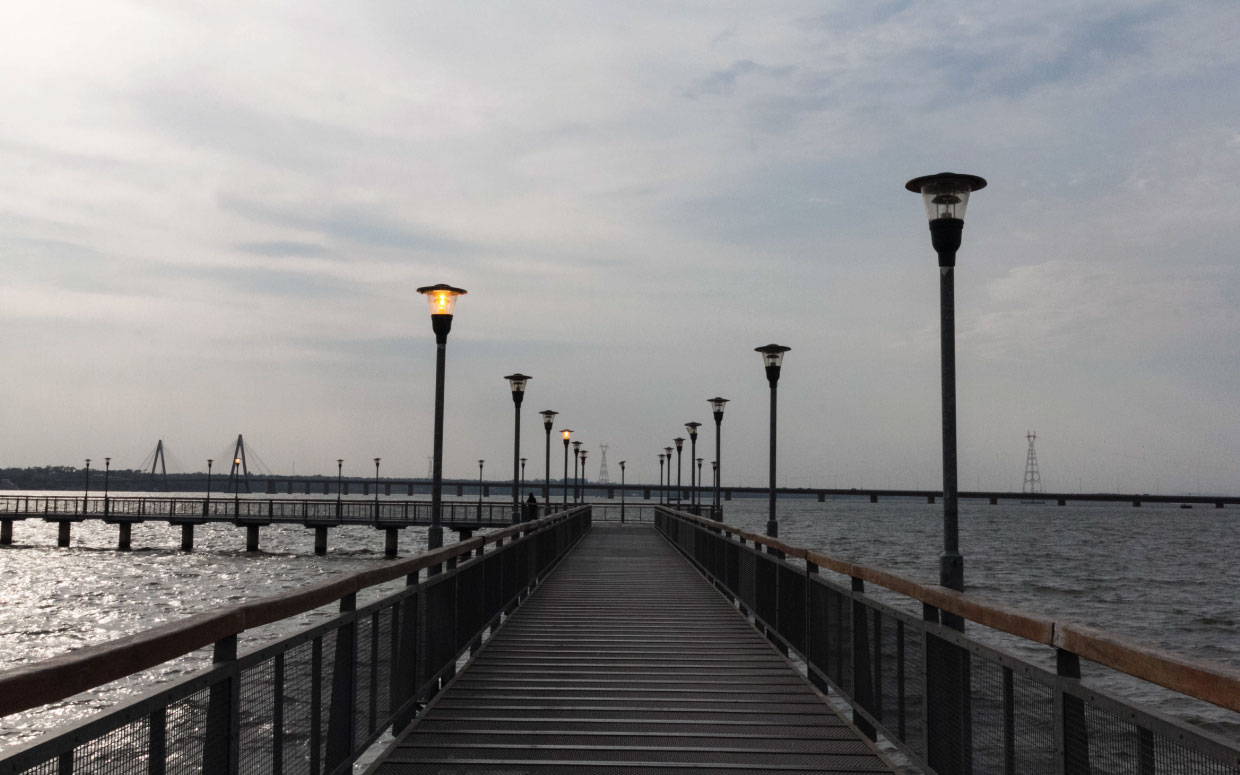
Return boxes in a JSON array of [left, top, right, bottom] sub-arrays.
[[367, 523, 894, 774]]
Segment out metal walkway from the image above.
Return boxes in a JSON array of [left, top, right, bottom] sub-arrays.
[[367, 523, 894, 774]]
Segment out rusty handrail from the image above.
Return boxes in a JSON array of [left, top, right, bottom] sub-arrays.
[[668, 508, 1240, 713], [0, 509, 585, 718]]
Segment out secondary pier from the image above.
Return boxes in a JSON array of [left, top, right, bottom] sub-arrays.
[[369, 523, 890, 773]]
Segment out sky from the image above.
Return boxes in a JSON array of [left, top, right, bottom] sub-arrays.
[[1, 1, 1238, 494]]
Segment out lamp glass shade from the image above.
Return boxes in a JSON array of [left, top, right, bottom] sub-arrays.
[[572, 441, 582, 450], [505, 373, 531, 393], [755, 344, 791, 368], [674, 437, 684, 450], [561, 429, 572, 441], [685, 422, 701, 438], [541, 410, 558, 427], [708, 397, 730, 415], [905, 173, 986, 222], [417, 284, 467, 316]]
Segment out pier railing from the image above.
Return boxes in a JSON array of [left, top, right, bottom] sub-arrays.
[[0, 506, 591, 775], [656, 507, 1240, 775]]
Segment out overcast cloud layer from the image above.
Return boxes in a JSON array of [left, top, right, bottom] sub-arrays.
[[2, 1, 1238, 494]]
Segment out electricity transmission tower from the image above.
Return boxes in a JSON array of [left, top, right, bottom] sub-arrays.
[[1022, 431, 1044, 503], [597, 444, 610, 485]]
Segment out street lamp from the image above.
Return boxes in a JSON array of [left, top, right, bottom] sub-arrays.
[[696, 457, 704, 511], [619, 460, 627, 524], [417, 283, 467, 551], [560, 429, 573, 507], [103, 457, 111, 518], [520, 457, 527, 492], [579, 449, 588, 503], [541, 411, 558, 503], [906, 172, 986, 599], [673, 438, 684, 510], [663, 447, 673, 507], [504, 373, 531, 524], [205, 459, 213, 512], [658, 454, 665, 505], [336, 459, 343, 513], [685, 423, 701, 512], [708, 397, 729, 520], [477, 459, 485, 511], [83, 458, 91, 513], [572, 440, 582, 504], [374, 457, 381, 518], [756, 344, 791, 540]]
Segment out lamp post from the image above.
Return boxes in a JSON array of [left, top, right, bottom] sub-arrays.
[[685, 423, 701, 512], [477, 458, 485, 510], [520, 457, 527, 493], [673, 438, 684, 510], [83, 458, 91, 513], [504, 373, 531, 524], [417, 283, 467, 551], [336, 459, 343, 515], [103, 457, 111, 518], [658, 454, 665, 505], [205, 459, 213, 512], [579, 449, 588, 503], [572, 440, 582, 504], [708, 398, 728, 520], [663, 447, 673, 507], [560, 429, 572, 507], [696, 457, 704, 511], [374, 457, 381, 519], [541, 411, 558, 503], [619, 460, 627, 523], [756, 345, 791, 540], [906, 172, 986, 600]]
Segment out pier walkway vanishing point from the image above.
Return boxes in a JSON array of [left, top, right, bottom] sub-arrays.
[[3, 505, 1240, 774], [368, 522, 891, 773]]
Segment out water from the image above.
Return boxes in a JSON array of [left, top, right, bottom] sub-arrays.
[[1, 491, 1237, 752]]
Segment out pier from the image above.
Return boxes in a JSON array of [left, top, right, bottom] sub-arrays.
[[2, 506, 1240, 775]]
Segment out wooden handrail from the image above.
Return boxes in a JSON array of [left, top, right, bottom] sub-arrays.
[[663, 507, 1240, 713], [0, 508, 585, 718]]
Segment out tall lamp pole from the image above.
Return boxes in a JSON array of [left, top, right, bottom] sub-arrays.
[[657, 454, 665, 505], [905, 172, 986, 601], [685, 423, 701, 512], [417, 283, 467, 551], [696, 457, 703, 511], [205, 459, 213, 512], [756, 344, 791, 540], [673, 438, 684, 510], [505, 373, 531, 524], [579, 450, 588, 502], [663, 447, 673, 507], [520, 457, 527, 493], [336, 459, 343, 516], [708, 398, 728, 520], [373, 457, 381, 518], [560, 429, 573, 507], [619, 461, 627, 523], [572, 441, 582, 504], [103, 457, 111, 518], [541, 411, 558, 503]]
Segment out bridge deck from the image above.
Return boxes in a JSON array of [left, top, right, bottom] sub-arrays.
[[367, 523, 894, 774]]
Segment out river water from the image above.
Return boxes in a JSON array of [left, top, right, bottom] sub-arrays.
[[1, 491, 1237, 754]]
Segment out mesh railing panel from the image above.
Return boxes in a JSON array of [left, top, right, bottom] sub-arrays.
[[238, 659, 275, 775], [165, 687, 211, 775], [72, 716, 148, 775]]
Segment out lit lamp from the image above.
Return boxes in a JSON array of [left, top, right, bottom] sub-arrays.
[[708, 397, 729, 520], [504, 373, 532, 524], [755, 344, 791, 540], [560, 429, 573, 507], [685, 423, 702, 513], [905, 172, 985, 598], [540, 411, 558, 503], [417, 283, 467, 551]]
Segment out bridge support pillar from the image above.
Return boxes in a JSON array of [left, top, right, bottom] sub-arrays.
[[363, 483, 369, 495], [1218, 502, 1225, 509], [483, 485, 490, 497], [117, 523, 132, 551], [989, 497, 998, 505], [407, 483, 414, 496], [927, 495, 936, 504], [384, 527, 399, 558], [1058, 498, 1067, 506], [870, 494, 878, 503], [304, 482, 311, 495], [724, 490, 732, 501], [1, 519, 12, 545], [287, 480, 293, 494], [57, 521, 71, 547], [323, 482, 330, 495], [817, 492, 825, 502], [456, 485, 464, 497], [607, 488, 615, 499], [314, 526, 328, 555], [1132, 499, 1142, 507], [246, 524, 260, 552], [266, 480, 276, 494], [181, 523, 194, 551], [643, 488, 650, 499], [385, 483, 391, 496]]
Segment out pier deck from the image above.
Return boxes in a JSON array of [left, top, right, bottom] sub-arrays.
[[367, 523, 892, 774]]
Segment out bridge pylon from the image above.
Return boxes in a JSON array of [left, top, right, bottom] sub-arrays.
[[228, 434, 251, 494], [149, 439, 169, 491]]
